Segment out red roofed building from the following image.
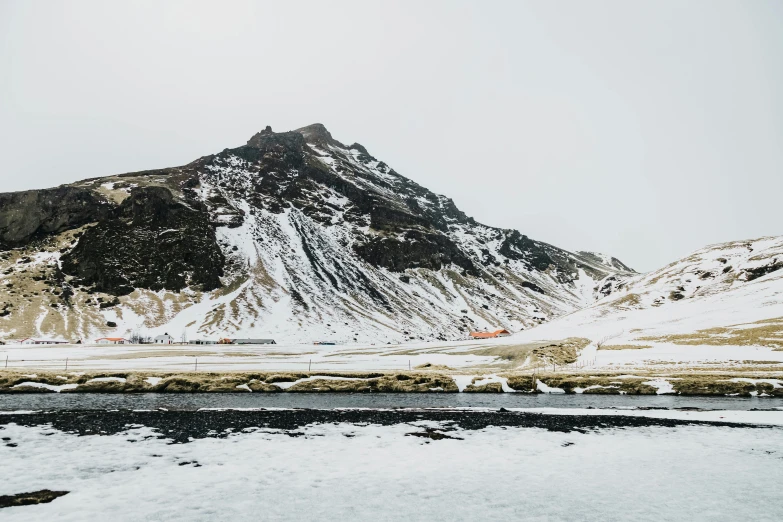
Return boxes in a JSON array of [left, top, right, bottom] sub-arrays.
[[469, 329, 511, 339], [95, 337, 129, 345]]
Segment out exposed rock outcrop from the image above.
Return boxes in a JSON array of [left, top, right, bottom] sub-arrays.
[[0, 187, 111, 248], [61, 187, 224, 295], [354, 234, 476, 274]]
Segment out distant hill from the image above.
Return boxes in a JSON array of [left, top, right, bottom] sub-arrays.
[[513, 236, 783, 352]]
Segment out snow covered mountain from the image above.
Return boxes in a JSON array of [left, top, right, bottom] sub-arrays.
[[0, 124, 634, 343], [513, 235, 783, 352]]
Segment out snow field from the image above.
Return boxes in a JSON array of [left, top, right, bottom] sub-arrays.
[[6, 335, 783, 374], [1, 420, 782, 521], [0, 340, 502, 372]]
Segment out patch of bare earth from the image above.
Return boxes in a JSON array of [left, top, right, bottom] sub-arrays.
[[638, 317, 783, 349], [0, 490, 69, 509]]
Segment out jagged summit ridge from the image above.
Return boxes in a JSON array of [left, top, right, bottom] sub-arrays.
[[247, 123, 369, 157], [294, 123, 347, 148], [0, 124, 635, 343]]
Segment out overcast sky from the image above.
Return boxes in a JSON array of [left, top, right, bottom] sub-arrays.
[[1, 0, 781, 271]]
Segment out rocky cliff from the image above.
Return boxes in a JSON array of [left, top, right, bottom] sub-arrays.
[[60, 186, 225, 295]]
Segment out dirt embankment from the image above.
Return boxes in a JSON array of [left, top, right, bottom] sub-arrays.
[[1, 369, 782, 396], [0, 370, 458, 394]]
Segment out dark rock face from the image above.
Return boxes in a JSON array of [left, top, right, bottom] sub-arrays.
[[744, 260, 783, 282], [498, 230, 553, 271], [354, 233, 476, 274], [61, 187, 224, 295], [244, 128, 308, 161], [294, 123, 346, 148], [597, 275, 625, 297], [521, 281, 545, 294], [0, 187, 111, 249]]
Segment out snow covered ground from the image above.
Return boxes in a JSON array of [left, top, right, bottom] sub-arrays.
[[512, 237, 783, 352], [507, 407, 783, 426], [505, 243, 783, 370], [0, 339, 501, 372], [3, 246, 783, 374], [2, 336, 783, 374], [3, 236, 781, 373], [589, 343, 783, 369], [1, 414, 782, 521]]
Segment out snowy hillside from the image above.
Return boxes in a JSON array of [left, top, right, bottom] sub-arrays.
[[513, 236, 783, 364], [0, 124, 633, 344]]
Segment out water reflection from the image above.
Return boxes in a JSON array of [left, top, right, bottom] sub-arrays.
[[1, 392, 781, 411]]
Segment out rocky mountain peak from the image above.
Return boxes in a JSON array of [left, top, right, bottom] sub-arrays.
[[0, 123, 636, 344], [294, 123, 346, 148], [245, 126, 305, 150], [349, 143, 370, 154]]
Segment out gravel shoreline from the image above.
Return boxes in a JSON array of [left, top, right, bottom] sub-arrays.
[[0, 409, 771, 443]]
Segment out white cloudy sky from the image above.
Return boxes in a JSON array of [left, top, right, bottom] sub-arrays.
[[1, 0, 781, 271]]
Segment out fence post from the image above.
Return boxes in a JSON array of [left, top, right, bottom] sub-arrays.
[[4, 355, 7, 368], [65, 358, 68, 371], [309, 359, 312, 372], [195, 358, 198, 372]]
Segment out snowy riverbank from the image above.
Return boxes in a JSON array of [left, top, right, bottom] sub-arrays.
[[1, 408, 782, 521]]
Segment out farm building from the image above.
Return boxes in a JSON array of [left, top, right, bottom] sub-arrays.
[[189, 339, 217, 345], [469, 329, 511, 339], [18, 338, 69, 345], [230, 338, 276, 345], [153, 333, 174, 345], [95, 337, 129, 345]]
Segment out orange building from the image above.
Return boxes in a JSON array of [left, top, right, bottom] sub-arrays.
[[95, 337, 129, 345], [469, 329, 511, 339]]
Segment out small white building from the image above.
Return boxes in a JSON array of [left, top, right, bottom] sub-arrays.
[[153, 333, 174, 345], [18, 338, 69, 345], [95, 337, 129, 345]]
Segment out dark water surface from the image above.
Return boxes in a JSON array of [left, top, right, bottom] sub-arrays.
[[2, 393, 782, 411]]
